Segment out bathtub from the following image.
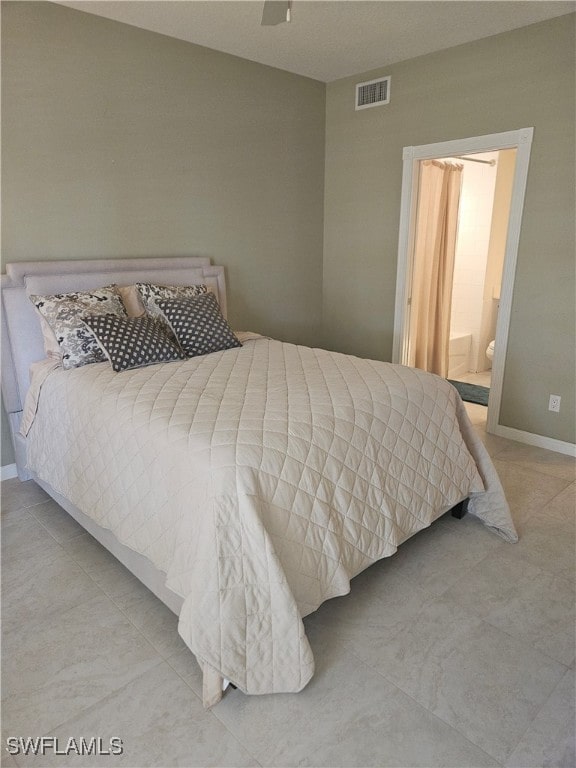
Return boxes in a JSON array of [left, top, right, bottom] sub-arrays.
[[448, 333, 472, 379]]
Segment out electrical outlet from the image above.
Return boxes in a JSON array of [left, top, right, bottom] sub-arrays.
[[548, 395, 561, 413]]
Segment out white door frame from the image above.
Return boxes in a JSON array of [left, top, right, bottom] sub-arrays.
[[392, 127, 534, 434]]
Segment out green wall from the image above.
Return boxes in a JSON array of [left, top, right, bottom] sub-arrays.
[[2, 6, 575, 467], [323, 14, 575, 444], [1, 1, 326, 465]]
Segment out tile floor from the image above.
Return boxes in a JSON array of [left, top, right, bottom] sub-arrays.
[[1, 405, 574, 767]]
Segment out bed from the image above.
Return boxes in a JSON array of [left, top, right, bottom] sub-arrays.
[[1, 256, 518, 708]]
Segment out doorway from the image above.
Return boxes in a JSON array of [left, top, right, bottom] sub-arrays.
[[442, 149, 516, 397], [392, 128, 534, 434]]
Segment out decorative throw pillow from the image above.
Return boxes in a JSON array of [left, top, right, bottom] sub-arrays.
[[136, 282, 208, 318], [30, 286, 126, 369], [83, 314, 187, 372], [35, 311, 63, 360], [157, 293, 242, 357], [117, 285, 146, 317], [135, 282, 210, 342]]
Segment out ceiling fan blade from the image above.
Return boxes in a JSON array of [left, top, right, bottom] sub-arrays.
[[261, 0, 291, 26]]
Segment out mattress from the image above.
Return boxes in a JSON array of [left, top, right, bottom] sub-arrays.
[[24, 337, 517, 706]]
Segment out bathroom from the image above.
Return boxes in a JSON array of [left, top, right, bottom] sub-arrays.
[[447, 148, 517, 390]]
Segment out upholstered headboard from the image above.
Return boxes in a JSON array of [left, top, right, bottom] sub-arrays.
[[1, 256, 227, 477]]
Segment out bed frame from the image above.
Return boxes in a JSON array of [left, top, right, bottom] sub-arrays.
[[1, 254, 468, 623], [1, 256, 229, 615]]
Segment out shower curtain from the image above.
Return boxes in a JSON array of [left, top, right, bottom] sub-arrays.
[[409, 159, 463, 378]]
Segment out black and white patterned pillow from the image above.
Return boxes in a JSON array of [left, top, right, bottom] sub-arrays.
[[135, 282, 209, 341], [136, 282, 208, 318], [156, 293, 242, 357], [30, 286, 127, 369], [83, 314, 187, 372]]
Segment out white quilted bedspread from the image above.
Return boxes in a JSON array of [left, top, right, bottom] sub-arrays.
[[25, 339, 517, 705]]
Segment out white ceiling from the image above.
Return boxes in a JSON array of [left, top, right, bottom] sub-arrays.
[[55, 1, 575, 82]]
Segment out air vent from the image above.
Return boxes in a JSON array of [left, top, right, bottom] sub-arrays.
[[355, 76, 391, 110]]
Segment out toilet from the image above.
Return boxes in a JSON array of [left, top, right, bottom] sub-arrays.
[[486, 340, 495, 361]]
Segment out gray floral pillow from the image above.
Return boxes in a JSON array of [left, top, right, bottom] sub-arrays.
[[30, 286, 127, 369], [136, 282, 208, 316]]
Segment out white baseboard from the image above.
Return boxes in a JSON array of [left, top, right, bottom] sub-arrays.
[[493, 425, 576, 458], [1, 463, 18, 481]]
